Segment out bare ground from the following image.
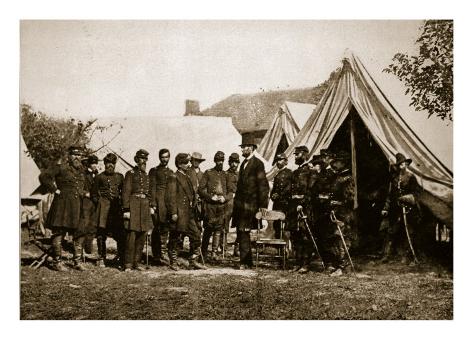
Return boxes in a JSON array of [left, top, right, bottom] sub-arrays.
[[20, 257, 452, 320]]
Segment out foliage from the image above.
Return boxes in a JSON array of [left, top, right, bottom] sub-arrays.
[[20, 104, 110, 170], [383, 20, 453, 121]]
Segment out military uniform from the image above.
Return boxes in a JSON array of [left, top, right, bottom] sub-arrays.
[[122, 150, 153, 270], [77, 162, 98, 255], [309, 160, 335, 268], [199, 152, 233, 259], [166, 153, 205, 270], [149, 163, 173, 262], [287, 161, 313, 269], [326, 167, 355, 271], [382, 153, 421, 263], [92, 167, 124, 265], [270, 166, 292, 238], [39, 146, 86, 270], [224, 167, 239, 233]]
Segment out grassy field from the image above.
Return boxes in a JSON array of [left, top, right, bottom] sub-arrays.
[[20, 256, 452, 320]]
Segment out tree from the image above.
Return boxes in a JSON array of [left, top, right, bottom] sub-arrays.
[[20, 104, 113, 170], [383, 20, 453, 122]]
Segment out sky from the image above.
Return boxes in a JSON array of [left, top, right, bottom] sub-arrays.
[[20, 20, 452, 167]]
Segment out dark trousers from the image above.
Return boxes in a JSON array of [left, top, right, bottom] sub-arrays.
[[168, 216, 202, 260], [238, 230, 253, 266], [291, 230, 313, 267], [51, 228, 82, 262], [151, 226, 169, 259], [124, 231, 146, 269], [83, 234, 95, 254]]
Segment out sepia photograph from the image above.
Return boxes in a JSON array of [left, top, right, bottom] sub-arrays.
[[19, 19, 453, 321]]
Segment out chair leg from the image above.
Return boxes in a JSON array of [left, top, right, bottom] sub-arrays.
[[283, 246, 286, 270], [256, 245, 259, 270]]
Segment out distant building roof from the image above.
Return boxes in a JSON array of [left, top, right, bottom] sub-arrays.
[[201, 76, 334, 133]]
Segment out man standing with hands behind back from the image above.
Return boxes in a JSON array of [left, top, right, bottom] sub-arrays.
[[232, 137, 269, 269]]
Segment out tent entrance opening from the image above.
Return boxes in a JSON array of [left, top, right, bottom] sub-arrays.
[[327, 107, 390, 253]]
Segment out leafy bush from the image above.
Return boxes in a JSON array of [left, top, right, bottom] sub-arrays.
[[384, 20, 453, 122]]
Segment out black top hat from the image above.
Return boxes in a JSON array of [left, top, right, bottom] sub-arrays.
[[103, 153, 117, 164], [229, 152, 240, 162], [239, 135, 258, 148], [394, 153, 412, 166]]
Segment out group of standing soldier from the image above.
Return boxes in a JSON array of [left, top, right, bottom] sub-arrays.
[[39, 144, 245, 272], [39, 135, 421, 274]]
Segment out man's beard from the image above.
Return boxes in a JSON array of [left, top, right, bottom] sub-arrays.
[[71, 158, 82, 169], [215, 163, 223, 171], [105, 166, 115, 174], [138, 163, 147, 172], [295, 156, 305, 165], [160, 160, 169, 167]]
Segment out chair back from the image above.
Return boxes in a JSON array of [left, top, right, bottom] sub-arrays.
[[255, 210, 286, 239]]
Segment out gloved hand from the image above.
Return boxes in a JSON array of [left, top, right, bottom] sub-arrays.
[[123, 212, 130, 219], [211, 195, 219, 202], [218, 196, 225, 203], [150, 207, 155, 215], [55, 189, 61, 195], [296, 205, 303, 213], [381, 210, 388, 217], [171, 214, 178, 222]]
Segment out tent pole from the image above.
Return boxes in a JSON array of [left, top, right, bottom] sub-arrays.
[[350, 116, 358, 210], [350, 116, 359, 244]]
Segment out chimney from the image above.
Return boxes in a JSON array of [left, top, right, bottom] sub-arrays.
[[184, 100, 201, 116]]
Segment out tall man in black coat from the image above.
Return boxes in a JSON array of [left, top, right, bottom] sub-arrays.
[[232, 137, 269, 269], [39, 146, 86, 271]]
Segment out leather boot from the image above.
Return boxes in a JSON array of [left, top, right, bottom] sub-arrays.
[[233, 242, 240, 257], [73, 258, 86, 271], [211, 231, 221, 261], [381, 240, 393, 263], [168, 249, 180, 271], [51, 257, 67, 272], [189, 253, 207, 270]]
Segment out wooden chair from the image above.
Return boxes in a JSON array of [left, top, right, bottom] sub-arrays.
[[255, 210, 288, 270]]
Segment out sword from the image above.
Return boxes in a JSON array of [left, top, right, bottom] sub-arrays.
[[145, 231, 150, 269], [402, 206, 419, 264], [297, 207, 325, 271], [330, 211, 356, 275]]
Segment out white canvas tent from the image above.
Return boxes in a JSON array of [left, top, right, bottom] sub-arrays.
[[21, 136, 52, 233], [257, 101, 316, 164], [90, 116, 242, 173], [268, 52, 453, 227], [21, 135, 41, 199]]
